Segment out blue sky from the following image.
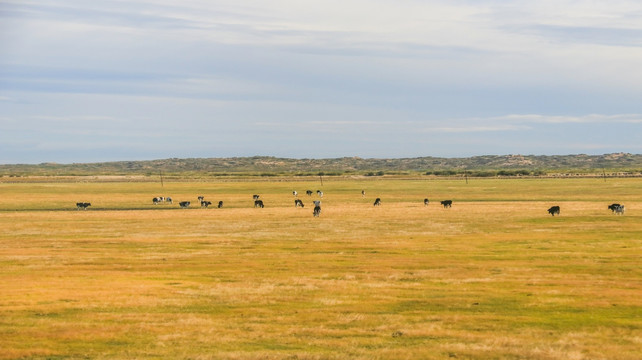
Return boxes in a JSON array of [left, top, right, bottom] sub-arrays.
[[1, 0, 641, 164]]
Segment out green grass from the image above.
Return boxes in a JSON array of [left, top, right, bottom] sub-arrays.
[[0, 177, 641, 359]]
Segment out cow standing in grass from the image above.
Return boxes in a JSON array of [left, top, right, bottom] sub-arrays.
[[313, 205, 321, 217], [608, 203, 622, 213], [548, 206, 560, 216], [76, 202, 91, 210], [424, 198, 429, 206], [441, 200, 452, 208], [373, 198, 381, 206], [614, 205, 625, 215]]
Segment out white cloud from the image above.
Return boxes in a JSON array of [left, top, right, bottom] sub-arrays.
[[497, 114, 642, 124]]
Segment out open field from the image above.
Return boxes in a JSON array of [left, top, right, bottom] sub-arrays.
[[0, 177, 641, 359]]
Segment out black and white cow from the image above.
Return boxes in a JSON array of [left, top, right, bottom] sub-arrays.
[[254, 200, 264, 208], [441, 200, 452, 208], [197, 196, 205, 202], [306, 190, 313, 196], [547, 206, 560, 216], [295, 199, 304, 208], [424, 198, 429, 206], [293, 190, 298, 197], [313, 205, 321, 217], [608, 203, 622, 213], [253, 194, 260, 200], [76, 202, 91, 210], [317, 190, 323, 197], [179, 201, 191, 209], [361, 190, 366, 197], [373, 198, 381, 206], [313, 200, 321, 207], [201, 200, 212, 208], [218, 201, 223, 208], [614, 205, 625, 215], [154, 196, 172, 204]]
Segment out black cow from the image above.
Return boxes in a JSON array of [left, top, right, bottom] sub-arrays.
[[218, 201, 223, 208], [254, 200, 264, 208], [306, 190, 313, 196], [441, 200, 452, 208], [424, 198, 429, 206], [608, 203, 622, 213], [179, 201, 191, 209], [373, 198, 381, 206], [201, 200, 212, 208], [547, 206, 560, 216], [76, 202, 91, 210], [313, 205, 321, 217], [295, 199, 304, 208]]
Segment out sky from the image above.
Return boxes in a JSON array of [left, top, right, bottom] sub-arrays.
[[1, 0, 642, 164]]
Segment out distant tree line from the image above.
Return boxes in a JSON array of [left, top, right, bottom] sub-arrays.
[[425, 169, 547, 177]]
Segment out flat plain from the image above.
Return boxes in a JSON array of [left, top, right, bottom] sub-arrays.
[[0, 177, 641, 359]]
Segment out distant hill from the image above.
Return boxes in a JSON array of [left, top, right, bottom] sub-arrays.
[[1, 153, 641, 177]]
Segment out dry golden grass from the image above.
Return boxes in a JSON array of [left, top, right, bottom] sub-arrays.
[[0, 177, 640, 359]]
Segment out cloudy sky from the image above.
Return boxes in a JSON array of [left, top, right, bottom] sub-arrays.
[[1, 0, 641, 164]]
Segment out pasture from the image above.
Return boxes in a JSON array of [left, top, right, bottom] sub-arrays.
[[0, 177, 641, 359]]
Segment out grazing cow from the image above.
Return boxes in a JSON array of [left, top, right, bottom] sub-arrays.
[[313, 205, 321, 217], [76, 202, 91, 210], [253, 194, 260, 200], [424, 198, 429, 206], [614, 205, 625, 215], [362, 190, 366, 197], [293, 190, 298, 197], [153, 197, 161, 205], [218, 201, 223, 208], [254, 200, 264, 208], [441, 200, 452, 208], [373, 198, 381, 206], [179, 201, 190, 209], [306, 190, 313, 196], [201, 200, 212, 208], [608, 203, 622, 213], [166, 197, 172, 204], [547, 206, 560, 216], [197, 196, 205, 202], [295, 199, 305, 208], [317, 190, 323, 197]]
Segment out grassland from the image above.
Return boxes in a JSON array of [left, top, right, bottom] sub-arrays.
[[0, 177, 640, 359]]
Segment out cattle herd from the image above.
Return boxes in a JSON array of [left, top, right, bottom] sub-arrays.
[[75, 189, 628, 217]]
